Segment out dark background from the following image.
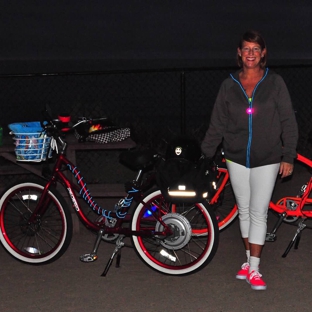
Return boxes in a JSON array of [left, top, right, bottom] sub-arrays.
[[1, 1, 312, 74], [0, 1, 312, 195], [1, 1, 312, 170]]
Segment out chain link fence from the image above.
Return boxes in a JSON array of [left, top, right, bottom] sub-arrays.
[[0, 65, 311, 184]]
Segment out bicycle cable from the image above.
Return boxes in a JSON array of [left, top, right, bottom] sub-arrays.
[[67, 163, 113, 219]]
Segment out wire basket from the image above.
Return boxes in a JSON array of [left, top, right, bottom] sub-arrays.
[[8, 121, 52, 162]]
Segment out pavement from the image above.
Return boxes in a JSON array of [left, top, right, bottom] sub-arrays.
[[1, 162, 312, 312]]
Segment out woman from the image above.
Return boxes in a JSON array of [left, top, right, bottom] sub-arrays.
[[201, 30, 298, 290]]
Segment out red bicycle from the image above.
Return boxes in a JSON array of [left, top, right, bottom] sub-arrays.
[[0, 113, 219, 276], [208, 153, 312, 257]]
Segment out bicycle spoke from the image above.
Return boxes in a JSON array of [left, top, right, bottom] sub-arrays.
[[132, 190, 218, 275], [0, 182, 72, 263]]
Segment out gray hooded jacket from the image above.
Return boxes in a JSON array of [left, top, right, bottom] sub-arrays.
[[201, 68, 298, 168]]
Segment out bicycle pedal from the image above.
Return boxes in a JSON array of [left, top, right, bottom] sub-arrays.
[[265, 233, 276, 242], [79, 253, 98, 263]]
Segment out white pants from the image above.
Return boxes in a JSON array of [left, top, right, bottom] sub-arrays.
[[226, 160, 280, 245]]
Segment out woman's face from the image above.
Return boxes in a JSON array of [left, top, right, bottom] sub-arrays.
[[238, 41, 266, 69]]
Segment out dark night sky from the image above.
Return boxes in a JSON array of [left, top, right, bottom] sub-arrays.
[[1, 0, 311, 74]]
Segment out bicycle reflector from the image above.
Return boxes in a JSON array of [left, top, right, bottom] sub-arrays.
[[167, 182, 215, 200], [168, 184, 197, 197], [156, 135, 217, 203]]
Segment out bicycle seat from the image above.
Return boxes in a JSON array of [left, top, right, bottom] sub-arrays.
[[119, 149, 157, 171]]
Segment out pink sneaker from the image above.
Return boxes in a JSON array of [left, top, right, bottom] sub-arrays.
[[236, 262, 250, 280], [236, 262, 249, 280], [247, 270, 267, 290]]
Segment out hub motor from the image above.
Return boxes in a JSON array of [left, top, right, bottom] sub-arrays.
[[155, 213, 192, 250]]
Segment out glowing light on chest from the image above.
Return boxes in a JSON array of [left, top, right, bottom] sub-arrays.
[[246, 107, 254, 114], [246, 97, 254, 114]]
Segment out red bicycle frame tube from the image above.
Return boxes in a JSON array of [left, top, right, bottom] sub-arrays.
[[39, 153, 172, 237], [209, 168, 229, 205], [215, 153, 312, 220], [268, 153, 312, 218]]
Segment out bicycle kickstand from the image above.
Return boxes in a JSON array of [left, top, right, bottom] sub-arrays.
[[282, 219, 306, 258], [79, 228, 104, 263], [266, 212, 287, 242], [101, 235, 125, 277]]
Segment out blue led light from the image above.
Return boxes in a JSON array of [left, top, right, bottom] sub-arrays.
[[143, 205, 157, 218]]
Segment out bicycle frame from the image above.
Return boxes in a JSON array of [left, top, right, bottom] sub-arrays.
[[40, 149, 172, 238], [212, 153, 312, 222], [264, 153, 312, 256], [209, 152, 312, 256], [210, 167, 229, 206], [0, 115, 220, 275], [268, 153, 312, 218]]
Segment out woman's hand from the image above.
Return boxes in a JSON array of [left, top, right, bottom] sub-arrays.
[[279, 162, 294, 178]]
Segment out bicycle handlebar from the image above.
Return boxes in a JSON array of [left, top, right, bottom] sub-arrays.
[[41, 104, 99, 135]]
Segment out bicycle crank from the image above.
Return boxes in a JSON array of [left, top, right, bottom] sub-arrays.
[[276, 198, 299, 223], [80, 228, 104, 263]]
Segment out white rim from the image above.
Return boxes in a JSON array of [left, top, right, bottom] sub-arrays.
[[131, 190, 216, 275], [0, 182, 67, 263]]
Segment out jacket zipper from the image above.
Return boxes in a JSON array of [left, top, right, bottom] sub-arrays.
[[230, 68, 269, 168]]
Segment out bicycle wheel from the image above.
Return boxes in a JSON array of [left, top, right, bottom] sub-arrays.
[[0, 180, 73, 264], [131, 189, 219, 275], [211, 169, 238, 230]]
